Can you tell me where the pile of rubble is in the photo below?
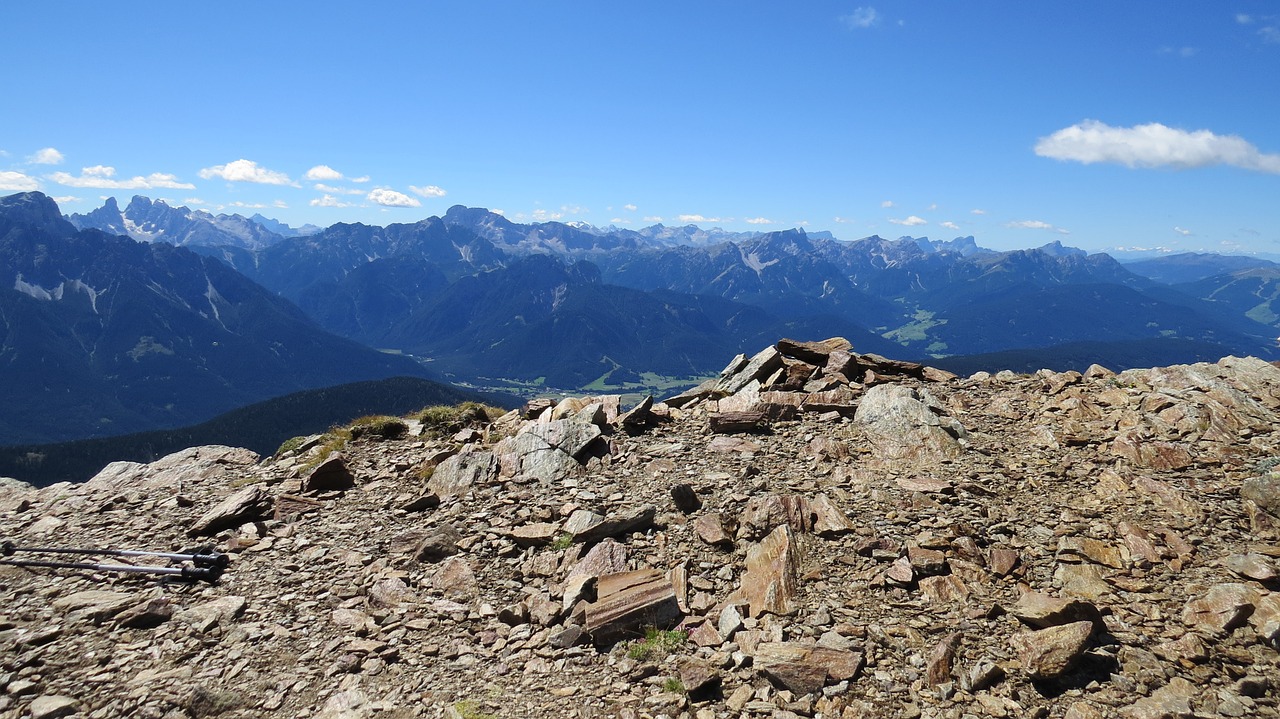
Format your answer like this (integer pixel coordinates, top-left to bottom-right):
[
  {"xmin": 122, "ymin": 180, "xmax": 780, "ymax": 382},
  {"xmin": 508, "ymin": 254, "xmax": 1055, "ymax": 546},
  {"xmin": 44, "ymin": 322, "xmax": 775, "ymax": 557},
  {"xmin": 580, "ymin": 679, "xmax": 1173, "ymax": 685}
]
[{"xmin": 2, "ymin": 338, "xmax": 1279, "ymax": 719}]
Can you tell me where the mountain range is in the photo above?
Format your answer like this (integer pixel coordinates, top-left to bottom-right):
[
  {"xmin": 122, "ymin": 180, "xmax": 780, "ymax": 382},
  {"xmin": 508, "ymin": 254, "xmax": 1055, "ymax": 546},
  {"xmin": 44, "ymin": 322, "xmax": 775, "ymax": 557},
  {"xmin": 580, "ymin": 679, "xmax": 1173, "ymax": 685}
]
[
  {"xmin": 0, "ymin": 193, "xmax": 435, "ymax": 444},
  {"xmin": 10, "ymin": 190, "xmax": 1280, "ymax": 446}
]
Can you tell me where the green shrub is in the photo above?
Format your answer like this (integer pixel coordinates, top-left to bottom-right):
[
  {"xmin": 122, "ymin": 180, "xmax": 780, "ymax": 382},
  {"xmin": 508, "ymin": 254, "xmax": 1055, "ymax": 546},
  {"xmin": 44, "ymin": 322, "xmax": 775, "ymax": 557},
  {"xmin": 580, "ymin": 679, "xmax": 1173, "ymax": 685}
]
[
  {"xmin": 414, "ymin": 402, "xmax": 503, "ymax": 437},
  {"xmin": 274, "ymin": 435, "xmax": 309, "ymax": 457},
  {"xmin": 348, "ymin": 415, "xmax": 409, "ymax": 440},
  {"xmin": 625, "ymin": 628, "xmax": 687, "ymax": 662}
]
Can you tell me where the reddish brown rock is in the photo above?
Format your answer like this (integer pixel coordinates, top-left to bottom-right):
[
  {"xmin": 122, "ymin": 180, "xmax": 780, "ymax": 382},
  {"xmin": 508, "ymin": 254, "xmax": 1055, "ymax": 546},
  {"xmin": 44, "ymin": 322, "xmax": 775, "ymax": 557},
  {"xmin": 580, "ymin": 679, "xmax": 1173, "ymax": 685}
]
[
  {"xmin": 1009, "ymin": 621, "xmax": 1094, "ymax": 680},
  {"xmin": 733, "ymin": 525, "xmax": 800, "ymax": 617},
  {"xmin": 752, "ymin": 641, "xmax": 863, "ymax": 695},
  {"xmin": 583, "ymin": 569, "xmax": 682, "ymax": 643}
]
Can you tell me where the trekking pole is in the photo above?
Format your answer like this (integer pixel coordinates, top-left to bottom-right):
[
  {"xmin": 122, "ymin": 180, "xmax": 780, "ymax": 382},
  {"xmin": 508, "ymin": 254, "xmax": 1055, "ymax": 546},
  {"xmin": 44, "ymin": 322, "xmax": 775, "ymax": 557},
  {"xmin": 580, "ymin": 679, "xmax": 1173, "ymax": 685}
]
[
  {"xmin": 1, "ymin": 541, "xmax": 229, "ymax": 569},
  {"xmin": 0, "ymin": 556, "xmax": 223, "ymax": 582}
]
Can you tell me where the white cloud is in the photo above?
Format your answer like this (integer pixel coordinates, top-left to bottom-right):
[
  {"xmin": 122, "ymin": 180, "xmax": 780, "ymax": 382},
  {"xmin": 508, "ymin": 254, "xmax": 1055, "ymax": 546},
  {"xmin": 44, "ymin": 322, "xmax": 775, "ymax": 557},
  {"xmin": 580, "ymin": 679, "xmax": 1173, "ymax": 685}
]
[
  {"xmin": 1035, "ymin": 120, "xmax": 1280, "ymax": 173},
  {"xmin": 184, "ymin": 198, "xmax": 207, "ymax": 205},
  {"xmin": 970, "ymin": 208, "xmax": 987, "ymax": 215},
  {"xmin": 940, "ymin": 221, "xmax": 960, "ymax": 231},
  {"xmin": 643, "ymin": 216, "xmax": 663, "ymax": 223},
  {"xmin": 350, "ymin": 176, "xmax": 370, "ymax": 183},
  {"xmin": 1238, "ymin": 13, "xmax": 1254, "ymax": 24},
  {"xmin": 561, "ymin": 204, "xmax": 586, "ymax": 215},
  {"xmin": 745, "ymin": 217, "xmax": 774, "ymax": 225},
  {"xmin": 273, "ymin": 200, "xmax": 287, "ymax": 209},
  {"xmin": 28, "ymin": 147, "xmax": 64, "ymax": 165},
  {"xmin": 491, "ymin": 209, "xmax": 505, "ymax": 216},
  {"xmin": 0, "ymin": 170, "xmax": 39, "ymax": 191},
  {"xmin": 1262, "ymin": 26, "xmax": 1280, "ymax": 43},
  {"xmin": 50, "ymin": 166, "xmax": 195, "ymax": 189},
  {"xmin": 841, "ymin": 7, "xmax": 878, "ymax": 29},
  {"xmin": 304, "ymin": 165, "xmax": 344, "ymax": 181},
  {"xmin": 198, "ymin": 159, "xmax": 292, "ymax": 185},
  {"xmin": 228, "ymin": 201, "xmax": 270, "ymax": 209},
  {"xmin": 1173, "ymin": 226, "xmax": 1192, "ymax": 236},
  {"xmin": 314, "ymin": 183, "xmax": 365, "ymax": 196},
  {"xmin": 927, "ymin": 203, "xmax": 938, "ymax": 211},
  {"xmin": 530, "ymin": 209, "xmax": 564, "ymax": 221},
  {"xmin": 623, "ymin": 203, "xmax": 637, "ymax": 211},
  {"xmin": 890, "ymin": 215, "xmax": 927, "ymax": 226},
  {"xmin": 1008, "ymin": 220, "xmax": 1069, "ymax": 234},
  {"xmin": 367, "ymin": 188, "xmax": 421, "ymax": 207},
  {"xmin": 409, "ymin": 184, "xmax": 447, "ymax": 198},
  {"xmin": 609, "ymin": 218, "xmax": 631, "ymax": 225},
  {"xmin": 310, "ymin": 194, "xmax": 354, "ymax": 208},
  {"xmin": 51, "ymin": 195, "xmax": 80, "ymax": 204},
  {"xmin": 833, "ymin": 216, "xmax": 853, "ymax": 223},
  {"xmin": 880, "ymin": 200, "xmax": 894, "ymax": 208},
  {"xmin": 678, "ymin": 214, "xmax": 722, "ymax": 223}
]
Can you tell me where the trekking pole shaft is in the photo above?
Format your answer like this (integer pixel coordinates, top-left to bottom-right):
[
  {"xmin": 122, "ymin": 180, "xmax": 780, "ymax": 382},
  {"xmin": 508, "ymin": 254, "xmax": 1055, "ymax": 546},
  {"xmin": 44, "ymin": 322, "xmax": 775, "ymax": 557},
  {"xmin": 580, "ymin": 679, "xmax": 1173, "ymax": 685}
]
[{"xmin": 0, "ymin": 558, "xmax": 219, "ymax": 581}]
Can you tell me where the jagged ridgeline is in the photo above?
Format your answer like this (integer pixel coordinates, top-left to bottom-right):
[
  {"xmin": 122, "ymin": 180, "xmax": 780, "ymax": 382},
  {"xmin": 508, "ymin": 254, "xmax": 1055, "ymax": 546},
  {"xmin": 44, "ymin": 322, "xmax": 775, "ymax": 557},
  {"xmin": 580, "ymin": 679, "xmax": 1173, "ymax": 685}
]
[
  {"xmin": 0, "ymin": 376, "xmax": 512, "ymax": 487},
  {"xmin": 1, "ymin": 337, "xmax": 1279, "ymax": 717}
]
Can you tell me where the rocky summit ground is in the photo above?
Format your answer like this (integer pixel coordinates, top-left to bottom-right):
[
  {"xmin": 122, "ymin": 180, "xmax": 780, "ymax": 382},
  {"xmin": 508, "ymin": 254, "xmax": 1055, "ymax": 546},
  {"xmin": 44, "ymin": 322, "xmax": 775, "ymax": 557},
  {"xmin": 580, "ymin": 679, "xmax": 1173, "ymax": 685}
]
[{"xmin": 3, "ymin": 337, "xmax": 1280, "ymax": 719}]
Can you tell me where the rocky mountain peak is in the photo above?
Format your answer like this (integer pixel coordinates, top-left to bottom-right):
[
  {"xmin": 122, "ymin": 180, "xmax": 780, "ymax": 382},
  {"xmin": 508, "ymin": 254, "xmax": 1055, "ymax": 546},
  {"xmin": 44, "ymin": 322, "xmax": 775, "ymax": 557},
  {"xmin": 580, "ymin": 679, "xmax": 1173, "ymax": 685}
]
[
  {"xmin": 0, "ymin": 191, "xmax": 76, "ymax": 237},
  {"xmin": 2, "ymin": 338, "xmax": 1279, "ymax": 717}
]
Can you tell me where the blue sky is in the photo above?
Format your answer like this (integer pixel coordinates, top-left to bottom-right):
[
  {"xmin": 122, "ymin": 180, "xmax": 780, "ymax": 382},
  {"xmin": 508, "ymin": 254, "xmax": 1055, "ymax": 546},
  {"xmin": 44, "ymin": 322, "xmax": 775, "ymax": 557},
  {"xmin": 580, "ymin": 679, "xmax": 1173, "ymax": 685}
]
[{"xmin": 2, "ymin": 2, "xmax": 1278, "ymax": 254}]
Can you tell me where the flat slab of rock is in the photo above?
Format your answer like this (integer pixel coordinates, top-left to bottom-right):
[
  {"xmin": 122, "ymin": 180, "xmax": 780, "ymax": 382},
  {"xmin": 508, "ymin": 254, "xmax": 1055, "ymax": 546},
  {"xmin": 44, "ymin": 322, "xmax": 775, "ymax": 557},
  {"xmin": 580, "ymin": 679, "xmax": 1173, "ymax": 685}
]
[
  {"xmin": 428, "ymin": 449, "xmax": 497, "ymax": 496},
  {"xmin": 1012, "ymin": 593, "xmax": 1105, "ymax": 631},
  {"xmin": 1182, "ymin": 583, "xmax": 1260, "ymax": 635},
  {"xmin": 752, "ymin": 641, "xmax": 863, "ymax": 695},
  {"xmin": 188, "ymin": 485, "xmax": 273, "ymax": 536},
  {"xmin": 174, "ymin": 596, "xmax": 247, "ymax": 633},
  {"xmin": 583, "ymin": 569, "xmax": 682, "ymax": 643},
  {"xmin": 571, "ymin": 505, "xmax": 657, "ymax": 544}
]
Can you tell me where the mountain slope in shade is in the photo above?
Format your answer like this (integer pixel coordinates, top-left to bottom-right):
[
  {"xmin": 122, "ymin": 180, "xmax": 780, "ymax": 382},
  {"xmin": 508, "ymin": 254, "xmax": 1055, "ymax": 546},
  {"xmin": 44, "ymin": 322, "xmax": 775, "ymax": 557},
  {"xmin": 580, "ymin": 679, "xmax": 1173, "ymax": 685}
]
[
  {"xmin": 1175, "ymin": 267, "xmax": 1280, "ymax": 330},
  {"xmin": 381, "ymin": 254, "xmax": 896, "ymax": 388},
  {"xmin": 1, "ymin": 192, "xmax": 435, "ymax": 444},
  {"xmin": 0, "ymin": 376, "xmax": 509, "ymax": 486}
]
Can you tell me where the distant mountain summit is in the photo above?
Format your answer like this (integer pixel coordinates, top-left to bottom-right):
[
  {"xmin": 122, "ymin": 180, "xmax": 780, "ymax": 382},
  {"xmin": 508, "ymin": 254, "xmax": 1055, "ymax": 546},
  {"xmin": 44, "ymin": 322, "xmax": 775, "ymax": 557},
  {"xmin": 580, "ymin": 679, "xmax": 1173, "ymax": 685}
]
[{"xmin": 67, "ymin": 196, "xmax": 299, "ymax": 249}]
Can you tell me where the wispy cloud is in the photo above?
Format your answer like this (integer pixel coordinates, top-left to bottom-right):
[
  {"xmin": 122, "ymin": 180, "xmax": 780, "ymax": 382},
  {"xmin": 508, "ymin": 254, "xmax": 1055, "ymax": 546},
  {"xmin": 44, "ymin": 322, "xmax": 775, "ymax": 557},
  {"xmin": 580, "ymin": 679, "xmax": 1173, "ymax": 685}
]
[
  {"xmin": 530, "ymin": 209, "xmax": 563, "ymax": 221},
  {"xmin": 623, "ymin": 203, "xmax": 637, "ymax": 211},
  {"xmin": 840, "ymin": 6, "xmax": 878, "ymax": 29},
  {"xmin": 642, "ymin": 216, "xmax": 663, "ymax": 223},
  {"xmin": 367, "ymin": 188, "xmax": 421, "ymax": 207},
  {"xmin": 304, "ymin": 165, "xmax": 344, "ymax": 181},
  {"xmin": 890, "ymin": 215, "xmax": 927, "ymax": 226},
  {"xmin": 27, "ymin": 147, "xmax": 64, "ymax": 165},
  {"xmin": 51, "ymin": 195, "xmax": 80, "ymax": 204},
  {"xmin": 678, "ymin": 214, "xmax": 723, "ymax": 223},
  {"xmin": 310, "ymin": 194, "xmax": 354, "ymax": 208},
  {"xmin": 940, "ymin": 221, "xmax": 960, "ymax": 231},
  {"xmin": 50, "ymin": 165, "xmax": 195, "ymax": 189},
  {"xmin": 1173, "ymin": 226, "xmax": 1192, "ymax": 236},
  {"xmin": 199, "ymin": 159, "xmax": 293, "ymax": 185},
  {"xmin": 1238, "ymin": 13, "xmax": 1254, "ymax": 24},
  {"xmin": 1158, "ymin": 46, "xmax": 1197, "ymax": 57},
  {"xmin": 745, "ymin": 217, "xmax": 774, "ymax": 225},
  {"xmin": 350, "ymin": 176, "xmax": 370, "ymax": 183},
  {"xmin": 0, "ymin": 170, "xmax": 40, "ymax": 191},
  {"xmin": 1008, "ymin": 219, "xmax": 1070, "ymax": 234},
  {"xmin": 409, "ymin": 185, "xmax": 447, "ymax": 198},
  {"xmin": 880, "ymin": 200, "xmax": 894, "ymax": 208},
  {"xmin": 1035, "ymin": 120, "xmax": 1280, "ymax": 173},
  {"xmin": 314, "ymin": 183, "xmax": 365, "ymax": 196},
  {"xmin": 970, "ymin": 208, "xmax": 986, "ymax": 215}
]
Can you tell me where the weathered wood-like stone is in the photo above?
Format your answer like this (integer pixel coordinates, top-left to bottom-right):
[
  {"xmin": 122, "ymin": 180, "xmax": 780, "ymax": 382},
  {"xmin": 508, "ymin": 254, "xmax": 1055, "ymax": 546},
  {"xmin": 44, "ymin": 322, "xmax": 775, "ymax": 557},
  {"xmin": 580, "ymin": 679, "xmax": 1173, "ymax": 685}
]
[
  {"xmin": 583, "ymin": 569, "xmax": 682, "ymax": 642},
  {"xmin": 709, "ymin": 410, "xmax": 767, "ymax": 434},
  {"xmin": 926, "ymin": 632, "xmax": 961, "ymax": 688},
  {"xmin": 776, "ymin": 337, "xmax": 853, "ymax": 366},
  {"xmin": 693, "ymin": 513, "xmax": 734, "ymax": 548},
  {"xmin": 734, "ymin": 525, "xmax": 800, "ymax": 617}
]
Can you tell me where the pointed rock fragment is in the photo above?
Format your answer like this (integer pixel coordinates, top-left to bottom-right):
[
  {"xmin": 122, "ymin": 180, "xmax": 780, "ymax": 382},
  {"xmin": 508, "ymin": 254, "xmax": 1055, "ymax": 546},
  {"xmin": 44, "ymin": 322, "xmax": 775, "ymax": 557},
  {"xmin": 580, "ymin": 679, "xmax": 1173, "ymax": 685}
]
[
  {"xmin": 188, "ymin": 485, "xmax": 273, "ymax": 536},
  {"xmin": 1009, "ymin": 621, "xmax": 1093, "ymax": 680}
]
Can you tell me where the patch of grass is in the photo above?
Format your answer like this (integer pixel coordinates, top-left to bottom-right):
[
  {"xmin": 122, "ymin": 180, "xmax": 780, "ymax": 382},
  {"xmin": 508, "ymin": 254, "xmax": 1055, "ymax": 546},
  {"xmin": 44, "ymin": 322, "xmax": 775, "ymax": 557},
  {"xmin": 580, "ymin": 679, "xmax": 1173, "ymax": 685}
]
[
  {"xmin": 550, "ymin": 532, "xmax": 574, "ymax": 551},
  {"xmin": 451, "ymin": 701, "xmax": 497, "ymax": 719},
  {"xmin": 274, "ymin": 435, "xmax": 309, "ymax": 457},
  {"xmin": 626, "ymin": 627, "xmax": 687, "ymax": 662},
  {"xmin": 414, "ymin": 402, "xmax": 505, "ymax": 438},
  {"xmin": 662, "ymin": 677, "xmax": 686, "ymax": 694},
  {"xmin": 347, "ymin": 415, "xmax": 408, "ymax": 441},
  {"xmin": 1255, "ymin": 457, "xmax": 1280, "ymax": 475}
]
